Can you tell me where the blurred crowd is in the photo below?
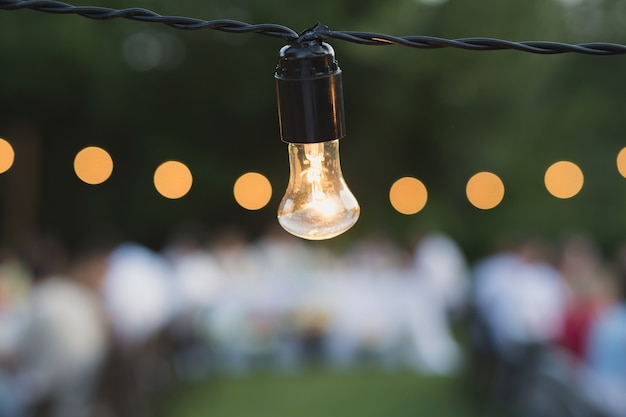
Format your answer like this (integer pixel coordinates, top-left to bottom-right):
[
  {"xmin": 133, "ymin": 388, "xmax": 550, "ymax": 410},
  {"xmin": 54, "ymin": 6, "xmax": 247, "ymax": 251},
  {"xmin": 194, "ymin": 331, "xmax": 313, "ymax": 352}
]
[
  {"xmin": 471, "ymin": 235, "xmax": 626, "ymax": 417},
  {"xmin": 0, "ymin": 228, "xmax": 625, "ymax": 417}
]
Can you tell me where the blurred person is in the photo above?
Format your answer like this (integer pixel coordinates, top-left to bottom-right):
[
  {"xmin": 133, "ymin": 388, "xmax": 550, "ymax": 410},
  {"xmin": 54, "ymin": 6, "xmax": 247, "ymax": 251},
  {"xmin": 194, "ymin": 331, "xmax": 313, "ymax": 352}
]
[
  {"xmin": 324, "ymin": 235, "xmax": 408, "ymax": 371},
  {"xmin": 202, "ymin": 228, "xmax": 264, "ymax": 375},
  {"xmin": 162, "ymin": 227, "xmax": 224, "ymax": 381},
  {"xmin": 19, "ymin": 238, "xmax": 109, "ymax": 417},
  {"xmin": 163, "ymin": 230, "xmax": 223, "ymax": 318},
  {"xmin": 556, "ymin": 235, "xmax": 612, "ymax": 362},
  {"xmin": 580, "ymin": 245, "xmax": 626, "ymax": 417},
  {"xmin": 411, "ymin": 232, "xmax": 471, "ymax": 317},
  {"xmin": 404, "ymin": 232, "xmax": 469, "ymax": 375},
  {"xmin": 324, "ymin": 268, "xmax": 405, "ymax": 370},
  {"xmin": 252, "ymin": 227, "xmax": 320, "ymax": 371},
  {"xmin": 473, "ymin": 237, "xmax": 566, "ymax": 362},
  {"xmin": 402, "ymin": 279, "xmax": 463, "ymax": 375},
  {"xmin": 98, "ymin": 242, "xmax": 179, "ymax": 417},
  {"xmin": 0, "ymin": 249, "xmax": 32, "ymax": 417},
  {"xmin": 0, "ymin": 250, "xmax": 32, "ymax": 355},
  {"xmin": 101, "ymin": 242, "xmax": 178, "ymax": 349},
  {"xmin": 472, "ymin": 237, "xmax": 569, "ymax": 415},
  {"xmin": 471, "ymin": 237, "xmax": 521, "ymax": 365},
  {"xmin": 210, "ymin": 227, "xmax": 333, "ymax": 374},
  {"xmin": 517, "ymin": 234, "xmax": 618, "ymax": 417}
]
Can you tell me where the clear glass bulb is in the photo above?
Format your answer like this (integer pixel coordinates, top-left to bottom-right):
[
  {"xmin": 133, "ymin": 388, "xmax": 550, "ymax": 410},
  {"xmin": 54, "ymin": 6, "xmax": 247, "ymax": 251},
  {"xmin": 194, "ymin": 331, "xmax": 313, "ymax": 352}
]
[{"xmin": 278, "ymin": 139, "xmax": 360, "ymax": 240}]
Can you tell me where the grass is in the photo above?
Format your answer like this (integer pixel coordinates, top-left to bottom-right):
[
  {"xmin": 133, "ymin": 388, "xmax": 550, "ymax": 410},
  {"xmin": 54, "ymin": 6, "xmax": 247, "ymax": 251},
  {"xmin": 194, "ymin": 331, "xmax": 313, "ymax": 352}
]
[{"xmin": 158, "ymin": 368, "xmax": 484, "ymax": 417}]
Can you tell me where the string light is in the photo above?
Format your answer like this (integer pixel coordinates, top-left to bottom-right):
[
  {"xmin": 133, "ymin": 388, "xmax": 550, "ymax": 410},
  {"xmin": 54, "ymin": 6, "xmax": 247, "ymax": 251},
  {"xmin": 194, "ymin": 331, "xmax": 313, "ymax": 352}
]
[
  {"xmin": 74, "ymin": 146, "xmax": 113, "ymax": 185},
  {"xmin": 466, "ymin": 172, "xmax": 505, "ymax": 210},
  {"xmin": 544, "ymin": 161, "xmax": 584, "ymax": 199},
  {"xmin": 275, "ymin": 40, "xmax": 359, "ymax": 240},
  {"xmin": 233, "ymin": 172, "xmax": 273, "ymax": 210},
  {"xmin": 153, "ymin": 160, "xmax": 193, "ymax": 199},
  {"xmin": 389, "ymin": 177, "xmax": 428, "ymax": 215}
]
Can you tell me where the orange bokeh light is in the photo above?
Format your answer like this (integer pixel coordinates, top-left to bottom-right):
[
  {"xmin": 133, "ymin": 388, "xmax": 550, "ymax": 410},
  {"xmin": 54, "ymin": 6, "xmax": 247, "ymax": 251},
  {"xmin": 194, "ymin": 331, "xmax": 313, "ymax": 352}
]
[
  {"xmin": 466, "ymin": 172, "xmax": 505, "ymax": 210},
  {"xmin": 544, "ymin": 161, "xmax": 584, "ymax": 199},
  {"xmin": 74, "ymin": 146, "xmax": 113, "ymax": 185},
  {"xmin": 234, "ymin": 172, "xmax": 272, "ymax": 210},
  {"xmin": 617, "ymin": 147, "xmax": 626, "ymax": 178},
  {"xmin": 389, "ymin": 177, "xmax": 428, "ymax": 215},
  {"xmin": 0, "ymin": 138, "xmax": 15, "ymax": 174},
  {"xmin": 154, "ymin": 161, "xmax": 193, "ymax": 199}
]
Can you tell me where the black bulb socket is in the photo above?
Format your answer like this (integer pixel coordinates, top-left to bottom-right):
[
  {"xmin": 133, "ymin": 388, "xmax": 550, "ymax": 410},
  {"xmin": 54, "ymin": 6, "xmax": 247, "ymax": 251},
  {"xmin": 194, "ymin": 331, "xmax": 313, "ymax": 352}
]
[{"xmin": 275, "ymin": 41, "xmax": 346, "ymax": 144}]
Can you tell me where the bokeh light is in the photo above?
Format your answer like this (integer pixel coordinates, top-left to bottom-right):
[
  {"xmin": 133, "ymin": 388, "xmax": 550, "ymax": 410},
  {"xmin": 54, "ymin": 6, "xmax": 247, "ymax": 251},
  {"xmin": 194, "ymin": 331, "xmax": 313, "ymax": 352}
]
[
  {"xmin": 466, "ymin": 172, "xmax": 505, "ymax": 210},
  {"xmin": 154, "ymin": 161, "xmax": 193, "ymax": 199},
  {"xmin": 544, "ymin": 160, "xmax": 584, "ymax": 199},
  {"xmin": 74, "ymin": 146, "xmax": 114, "ymax": 185},
  {"xmin": 617, "ymin": 147, "xmax": 626, "ymax": 178},
  {"xmin": 389, "ymin": 177, "xmax": 428, "ymax": 215},
  {"xmin": 0, "ymin": 138, "xmax": 15, "ymax": 174},
  {"xmin": 234, "ymin": 172, "xmax": 273, "ymax": 210}
]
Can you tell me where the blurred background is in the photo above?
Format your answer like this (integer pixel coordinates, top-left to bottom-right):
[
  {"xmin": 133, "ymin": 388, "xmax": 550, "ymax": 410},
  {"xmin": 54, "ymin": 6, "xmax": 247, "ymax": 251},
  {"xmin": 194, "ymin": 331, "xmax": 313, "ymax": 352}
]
[{"xmin": 1, "ymin": 0, "xmax": 626, "ymax": 416}]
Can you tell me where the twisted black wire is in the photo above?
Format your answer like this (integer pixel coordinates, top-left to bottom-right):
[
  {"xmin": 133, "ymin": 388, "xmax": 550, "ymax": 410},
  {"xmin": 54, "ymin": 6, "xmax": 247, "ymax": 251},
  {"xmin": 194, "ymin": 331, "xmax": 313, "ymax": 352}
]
[
  {"xmin": 327, "ymin": 31, "xmax": 626, "ymax": 55},
  {"xmin": 2, "ymin": 0, "xmax": 626, "ymax": 55},
  {"xmin": 0, "ymin": 0, "xmax": 300, "ymax": 40}
]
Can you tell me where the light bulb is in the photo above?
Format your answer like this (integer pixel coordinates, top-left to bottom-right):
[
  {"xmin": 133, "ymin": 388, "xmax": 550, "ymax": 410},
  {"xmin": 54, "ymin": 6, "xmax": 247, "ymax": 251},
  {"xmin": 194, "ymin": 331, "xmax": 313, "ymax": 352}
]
[
  {"xmin": 278, "ymin": 139, "xmax": 359, "ymax": 240},
  {"xmin": 274, "ymin": 38, "xmax": 359, "ymax": 240}
]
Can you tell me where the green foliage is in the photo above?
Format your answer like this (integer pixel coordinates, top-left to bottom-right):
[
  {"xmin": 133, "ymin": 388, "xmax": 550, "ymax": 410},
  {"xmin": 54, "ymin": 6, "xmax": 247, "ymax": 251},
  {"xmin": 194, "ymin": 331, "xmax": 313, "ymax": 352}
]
[{"xmin": 1, "ymin": 0, "xmax": 625, "ymax": 254}]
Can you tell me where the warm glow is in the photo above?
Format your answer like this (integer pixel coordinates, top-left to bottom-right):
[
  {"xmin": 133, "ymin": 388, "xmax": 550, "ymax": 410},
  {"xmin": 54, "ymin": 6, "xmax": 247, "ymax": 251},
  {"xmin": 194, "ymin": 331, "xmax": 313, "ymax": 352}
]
[
  {"xmin": 466, "ymin": 172, "xmax": 505, "ymax": 209},
  {"xmin": 544, "ymin": 161, "xmax": 584, "ymax": 199},
  {"xmin": 74, "ymin": 146, "xmax": 113, "ymax": 185},
  {"xmin": 0, "ymin": 138, "xmax": 15, "ymax": 174},
  {"xmin": 617, "ymin": 147, "xmax": 626, "ymax": 178},
  {"xmin": 389, "ymin": 177, "xmax": 428, "ymax": 215},
  {"xmin": 278, "ymin": 140, "xmax": 359, "ymax": 240},
  {"xmin": 233, "ymin": 172, "xmax": 272, "ymax": 210},
  {"xmin": 154, "ymin": 160, "xmax": 193, "ymax": 199}
]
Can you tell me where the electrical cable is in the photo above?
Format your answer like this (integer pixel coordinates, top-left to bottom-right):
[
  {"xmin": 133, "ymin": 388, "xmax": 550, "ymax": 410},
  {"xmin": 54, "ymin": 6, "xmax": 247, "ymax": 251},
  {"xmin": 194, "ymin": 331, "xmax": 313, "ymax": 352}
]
[
  {"xmin": 0, "ymin": 0, "xmax": 299, "ymax": 40},
  {"xmin": 2, "ymin": 0, "xmax": 626, "ymax": 55}
]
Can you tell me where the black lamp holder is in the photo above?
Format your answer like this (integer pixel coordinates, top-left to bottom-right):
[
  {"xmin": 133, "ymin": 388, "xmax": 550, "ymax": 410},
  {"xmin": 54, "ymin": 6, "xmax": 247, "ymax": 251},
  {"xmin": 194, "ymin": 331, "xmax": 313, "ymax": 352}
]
[{"xmin": 275, "ymin": 27, "xmax": 346, "ymax": 145}]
